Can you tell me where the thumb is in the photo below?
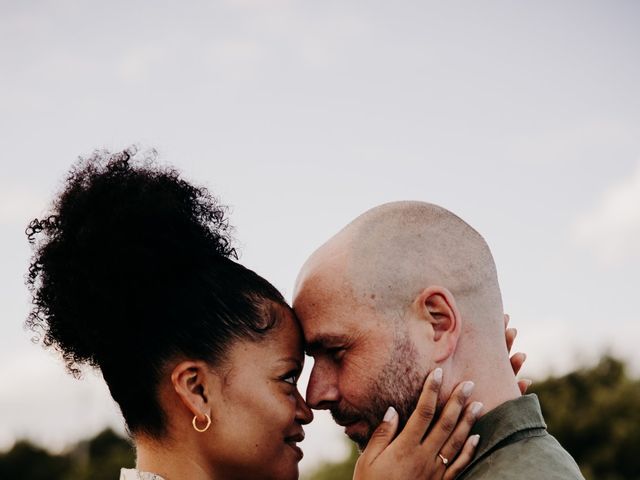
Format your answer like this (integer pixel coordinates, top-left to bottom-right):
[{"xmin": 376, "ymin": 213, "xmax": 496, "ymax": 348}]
[{"xmin": 361, "ymin": 406, "xmax": 399, "ymax": 463}]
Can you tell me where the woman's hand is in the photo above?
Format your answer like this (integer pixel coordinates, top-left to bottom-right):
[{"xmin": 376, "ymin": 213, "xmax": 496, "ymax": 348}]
[
  {"xmin": 504, "ymin": 314, "xmax": 531, "ymax": 394},
  {"xmin": 353, "ymin": 369, "xmax": 481, "ymax": 480}
]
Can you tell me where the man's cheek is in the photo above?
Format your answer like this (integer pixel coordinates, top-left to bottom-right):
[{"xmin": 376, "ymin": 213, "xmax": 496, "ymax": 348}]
[{"xmin": 345, "ymin": 355, "xmax": 378, "ymax": 383}]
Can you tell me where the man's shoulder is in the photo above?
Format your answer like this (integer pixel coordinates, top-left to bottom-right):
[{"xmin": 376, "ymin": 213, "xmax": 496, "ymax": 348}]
[
  {"xmin": 460, "ymin": 431, "xmax": 584, "ymax": 480},
  {"xmin": 458, "ymin": 394, "xmax": 584, "ymax": 480}
]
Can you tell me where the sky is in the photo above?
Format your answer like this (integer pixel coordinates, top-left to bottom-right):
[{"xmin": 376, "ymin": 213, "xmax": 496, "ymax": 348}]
[{"xmin": 1, "ymin": 0, "xmax": 639, "ymax": 474}]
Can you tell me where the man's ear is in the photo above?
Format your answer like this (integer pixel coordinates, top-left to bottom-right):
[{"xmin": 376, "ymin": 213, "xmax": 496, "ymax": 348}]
[
  {"xmin": 170, "ymin": 360, "xmax": 215, "ymax": 421},
  {"xmin": 413, "ymin": 286, "xmax": 461, "ymax": 362}
]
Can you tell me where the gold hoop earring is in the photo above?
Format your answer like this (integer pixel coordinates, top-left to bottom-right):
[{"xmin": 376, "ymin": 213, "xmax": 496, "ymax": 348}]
[{"xmin": 192, "ymin": 413, "xmax": 211, "ymax": 433}]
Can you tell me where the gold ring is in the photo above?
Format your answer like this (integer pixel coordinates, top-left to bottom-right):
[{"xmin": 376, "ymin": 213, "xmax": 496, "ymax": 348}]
[{"xmin": 438, "ymin": 453, "xmax": 449, "ymax": 466}]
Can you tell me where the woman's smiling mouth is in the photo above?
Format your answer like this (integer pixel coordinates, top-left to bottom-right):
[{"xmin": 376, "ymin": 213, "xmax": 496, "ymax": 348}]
[{"xmin": 284, "ymin": 432, "xmax": 305, "ymax": 460}]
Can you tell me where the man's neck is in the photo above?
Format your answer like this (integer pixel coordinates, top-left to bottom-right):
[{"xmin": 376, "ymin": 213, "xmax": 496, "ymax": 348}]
[{"xmin": 464, "ymin": 362, "xmax": 522, "ymax": 417}]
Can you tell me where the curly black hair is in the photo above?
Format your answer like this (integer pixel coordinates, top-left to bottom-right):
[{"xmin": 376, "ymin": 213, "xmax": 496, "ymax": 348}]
[{"xmin": 25, "ymin": 149, "xmax": 287, "ymax": 438}]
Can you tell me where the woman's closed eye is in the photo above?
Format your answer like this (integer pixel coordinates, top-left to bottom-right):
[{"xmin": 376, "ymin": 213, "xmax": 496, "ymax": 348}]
[{"xmin": 282, "ymin": 370, "xmax": 300, "ymax": 386}]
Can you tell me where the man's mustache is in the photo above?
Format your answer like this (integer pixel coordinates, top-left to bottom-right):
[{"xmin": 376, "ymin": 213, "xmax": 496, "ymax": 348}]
[
  {"xmin": 330, "ymin": 404, "xmax": 378, "ymax": 427},
  {"xmin": 330, "ymin": 406, "xmax": 363, "ymax": 426}
]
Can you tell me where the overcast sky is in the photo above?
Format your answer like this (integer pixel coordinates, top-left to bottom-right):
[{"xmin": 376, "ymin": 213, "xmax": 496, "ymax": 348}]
[{"xmin": 1, "ymin": 0, "xmax": 639, "ymax": 474}]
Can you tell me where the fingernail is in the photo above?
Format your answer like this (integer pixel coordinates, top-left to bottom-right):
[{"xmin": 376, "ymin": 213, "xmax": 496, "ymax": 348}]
[
  {"xmin": 470, "ymin": 434, "xmax": 480, "ymax": 447},
  {"xmin": 471, "ymin": 401, "xmax": 483, "ymax": 416},
  {"xmin": 433, "ymin": 368, "xmax": 443, "ymax": 384},
  {"xmin": 524, "ymin": 379, "xmax": 533, "ymax": 387},
  {"xmin": 462, "ymin": 381, "xmax": 475, "ymax": 397},
  {"xmin": 383, "ymin": 406, "xmax": 398, "ymax": 422}
]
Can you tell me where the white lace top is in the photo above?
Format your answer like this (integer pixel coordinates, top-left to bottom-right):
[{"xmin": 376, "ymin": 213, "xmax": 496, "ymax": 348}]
[{"xmin": 120, "ymin": 468, "xmax": 166, "ymax": 480}]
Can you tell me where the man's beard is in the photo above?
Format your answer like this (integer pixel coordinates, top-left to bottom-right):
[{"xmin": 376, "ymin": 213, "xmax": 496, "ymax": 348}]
[{"xmin": 330, "ymin": 331, "xmax": 426, "ymax": 450}]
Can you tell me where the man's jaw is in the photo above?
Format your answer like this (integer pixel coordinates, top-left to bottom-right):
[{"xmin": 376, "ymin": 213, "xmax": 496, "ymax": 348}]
[
  {"xmin": 344, "ymin": 420, "xmax": 374, "ymax": 451},
  {"xmin": 331, "ymin": 401, "xmax": 436, "ymax": 451},
  {"xmin": 330, "ymin": 409, "xmax": 377, "ymax": 451}
]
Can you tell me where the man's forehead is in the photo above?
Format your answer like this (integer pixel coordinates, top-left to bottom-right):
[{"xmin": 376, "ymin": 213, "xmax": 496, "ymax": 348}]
[
  {"xmin": 293, "ymin": 281, "xmax": 361, "ymax": 339},
  {"xmin": 295, "ymin": 258, "xmax": 359, "ymax": 309},
  {"xmin": 294, "ymin": 234, "xmax": 352, "ymax": 295}
]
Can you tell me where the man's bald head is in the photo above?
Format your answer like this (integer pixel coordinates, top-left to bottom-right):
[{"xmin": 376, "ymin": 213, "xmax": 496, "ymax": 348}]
[
  {"xmin": 295, "ymin": 202, "xmax": 520, "ymax": 446},
  {"xmin": 296, "ymin": 201, "xmax": 503, "ymax": 336}
]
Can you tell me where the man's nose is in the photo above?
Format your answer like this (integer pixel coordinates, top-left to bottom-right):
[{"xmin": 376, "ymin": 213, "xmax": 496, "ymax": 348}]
[{"xmin": 305, "ymin": 361, "xmax": 340, "ymax": 410}]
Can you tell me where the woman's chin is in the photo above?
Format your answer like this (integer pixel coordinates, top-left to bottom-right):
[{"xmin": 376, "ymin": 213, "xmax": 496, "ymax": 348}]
[
  {"xmin": 271, "ymin": 466, "xmax": 299, "ymax": 480},
  {"xmin": 273, "ymin": 455, "xmax": 301, "ymax": 480}
]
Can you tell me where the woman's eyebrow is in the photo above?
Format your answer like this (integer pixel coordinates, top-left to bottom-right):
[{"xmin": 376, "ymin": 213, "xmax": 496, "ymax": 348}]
[{"xmin": 277, "ymin": 357, "xmax": 303, "ymax": 369}]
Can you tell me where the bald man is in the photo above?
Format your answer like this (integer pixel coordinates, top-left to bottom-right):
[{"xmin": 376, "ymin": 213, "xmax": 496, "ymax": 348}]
[{"xmin": 293, "ymin": 202, "xmax": 583, "ymax": 479}]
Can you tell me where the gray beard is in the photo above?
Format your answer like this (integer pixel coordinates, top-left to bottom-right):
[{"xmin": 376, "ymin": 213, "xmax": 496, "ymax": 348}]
[{"xmin": 330, "ymin": 331, "xmax": 426, "ymax": 450}]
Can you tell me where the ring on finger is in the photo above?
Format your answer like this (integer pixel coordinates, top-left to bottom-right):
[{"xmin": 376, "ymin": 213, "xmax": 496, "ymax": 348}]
[{"xmin": 438, "ymin": 453, "xmax": 449, "ymax": 466}]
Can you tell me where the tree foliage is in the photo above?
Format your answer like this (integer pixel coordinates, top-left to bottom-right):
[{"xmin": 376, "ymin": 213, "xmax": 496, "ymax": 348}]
[
  {"xmin": 305, "ymin": 443, "xmax": 359, "ymax": 480},
  {"xmin": 0, "ymin": 429, "xmax": 134, "ymax": 480},
  {"xmin": 531, "ymin": 356, "xmax": 640, "ymax": 480}
]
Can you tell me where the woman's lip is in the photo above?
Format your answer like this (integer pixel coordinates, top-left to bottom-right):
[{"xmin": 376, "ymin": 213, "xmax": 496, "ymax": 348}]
[
  {"xmin": 285, "ymin": 432, "xmax": 305, "ymax": 443},
  {"xmin": 286, "ymin": 441, "xmax": 304, "ymax": 460}
]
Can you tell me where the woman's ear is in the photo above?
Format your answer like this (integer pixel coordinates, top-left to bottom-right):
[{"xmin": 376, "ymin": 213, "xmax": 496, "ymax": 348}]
[
  {"xmin": 170, "ymin": 360, "xmax": 214, "ymax": 420},
  {"xmin": 413, "ymin": 286, "xmax": 462, "ymax": 362}
]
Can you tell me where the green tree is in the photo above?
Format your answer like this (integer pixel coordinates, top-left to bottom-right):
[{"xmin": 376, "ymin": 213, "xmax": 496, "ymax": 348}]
[
  {"xmin": 531, "ymin": 356, "xmax": 640, "ymax": 480},
  {"xmin": 0, "ymin": 429, "xmax": 134, "ymax": 480},
  {"xmin": 66, "ymin": 429, "xmax": 135, "ymax": 480},
  {"xmin": 305, "ymin": 443, "xmax": 358, "ymax": 480},
  {"xmin": 0, "ymin": 441, "xmax": 70, "ymax": 480}
]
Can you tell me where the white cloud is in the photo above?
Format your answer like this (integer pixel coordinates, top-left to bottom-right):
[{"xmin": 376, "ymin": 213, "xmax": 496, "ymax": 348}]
[
  {"xmin": 0, "ymin": 186, "xmax": 46, "ymax": 226},
  {"xmin": 118, "ymin": 46, "xmax": 167, "ymax": 84},
  {"xmin": 0, "ymin": 350, "xmax": 124, "ymax": 452},
  {"xmin": 572, "ymin": 162, "xmax": 640, "ymax": 265},
  {"xmin": 223, "ymin": 0, "xmax": 294, "ymax": 8},
  {"xmin": 207, "ymin": 39, "xmax": 265, "ymax": 74}
]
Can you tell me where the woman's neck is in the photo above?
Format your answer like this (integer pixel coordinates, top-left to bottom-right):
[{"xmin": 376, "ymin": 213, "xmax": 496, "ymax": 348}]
[{"xmin": 135, "ymin": 437, "xmax": 213, "ymax": 480}]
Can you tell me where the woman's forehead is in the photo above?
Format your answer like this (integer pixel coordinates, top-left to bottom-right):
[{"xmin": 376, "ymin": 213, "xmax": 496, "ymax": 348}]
[{"xmin": 270, "ymin": 309, "xmax": 305, "ymax": 356}]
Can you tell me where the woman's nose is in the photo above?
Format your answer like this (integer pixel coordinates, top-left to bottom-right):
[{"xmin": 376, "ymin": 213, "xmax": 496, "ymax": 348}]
[{"xmin": 295, "ymin": 390, "xmax": 314, "ymax": 425}]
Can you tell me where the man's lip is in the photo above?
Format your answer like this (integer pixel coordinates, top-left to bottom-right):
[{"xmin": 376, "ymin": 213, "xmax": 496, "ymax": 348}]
[
  {"xmin": 343, "ymin": 420, "xmax": 365, "ymax": 437},
  {"xmin": 335, "ymin": 418, "xmax": 360, "ymax": 428}
]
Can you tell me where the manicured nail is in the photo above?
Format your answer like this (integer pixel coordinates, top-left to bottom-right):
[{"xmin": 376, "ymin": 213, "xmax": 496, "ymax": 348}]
[
  {"xmin": 470, "ymin": 434, "xmax": 480, "ymax": 447},
  {"xmin": 462, "ymin": 381, "xmax": 475, "ymax": 397},
  {"xmin": 383, "ymin": 406, "xmax": 398, "ymax": 422},
  {"xmin": 470, "ymin": 401, "xmax": 483, "ymax": 416},
  {"xmin": 433, "ymin": 368, "xmax": 443, "ymax": 384}
]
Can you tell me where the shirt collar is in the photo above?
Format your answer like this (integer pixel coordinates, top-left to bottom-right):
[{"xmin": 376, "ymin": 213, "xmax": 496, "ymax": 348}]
[{"xmin": 468, "ymin": 394, "xmax": 547, "ymax": 465}]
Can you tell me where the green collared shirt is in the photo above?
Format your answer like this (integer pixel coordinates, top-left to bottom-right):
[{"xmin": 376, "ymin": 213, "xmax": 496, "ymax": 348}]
[{"xmin": 458, "ymin": 394, "xmax": 584, "ymax": 479}]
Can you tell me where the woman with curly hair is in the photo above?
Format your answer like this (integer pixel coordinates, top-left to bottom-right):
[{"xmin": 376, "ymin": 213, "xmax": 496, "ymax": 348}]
[{"xmin": 25, "ymin": 149, "xmax": 482, "ymax": 480}]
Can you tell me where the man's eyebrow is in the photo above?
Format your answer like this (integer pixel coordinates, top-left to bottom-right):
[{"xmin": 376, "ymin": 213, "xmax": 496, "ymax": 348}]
[{"xmin": 305, "ymin": 334, "xmax": 348, "ymax": 355}]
